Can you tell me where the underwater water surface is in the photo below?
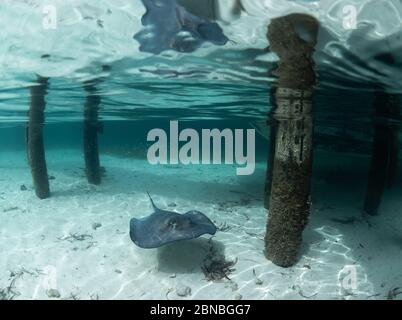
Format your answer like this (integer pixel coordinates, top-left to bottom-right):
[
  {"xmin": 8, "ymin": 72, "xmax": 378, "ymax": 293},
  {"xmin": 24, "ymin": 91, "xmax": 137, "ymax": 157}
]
[{"xmin": 1, "ymin": 0, "xmax": 402, "ymax": 301}]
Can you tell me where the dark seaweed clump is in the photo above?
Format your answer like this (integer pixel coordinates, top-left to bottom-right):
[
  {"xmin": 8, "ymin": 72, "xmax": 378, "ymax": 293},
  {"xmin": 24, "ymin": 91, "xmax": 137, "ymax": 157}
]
[{"xmin": 201, "ymin": 239, "xmax": 237, "ymax": 281}]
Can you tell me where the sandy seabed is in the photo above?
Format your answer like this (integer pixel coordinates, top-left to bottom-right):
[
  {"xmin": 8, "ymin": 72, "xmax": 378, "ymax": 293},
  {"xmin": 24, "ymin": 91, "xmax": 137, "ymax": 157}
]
[{"xmin": 0, "ymin": 149, "xmax": 401, "ymax": 300}]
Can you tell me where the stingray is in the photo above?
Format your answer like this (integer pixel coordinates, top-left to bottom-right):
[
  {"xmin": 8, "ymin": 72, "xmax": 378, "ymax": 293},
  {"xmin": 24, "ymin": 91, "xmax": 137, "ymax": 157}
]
[
  {"xmin": 129, "ymin": 193, "xmax": 217, "ymax": 248},
  {"xmin": 134, "ymin": 0, "xmax": 228, "ymax": 54}
]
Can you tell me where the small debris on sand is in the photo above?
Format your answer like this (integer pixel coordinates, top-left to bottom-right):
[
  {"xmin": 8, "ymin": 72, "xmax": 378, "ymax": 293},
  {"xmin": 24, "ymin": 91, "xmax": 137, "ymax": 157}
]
[
  {"xmin": 176, "ymin": 285, "xmax": 191, "ymax": 297},
  {"xmin": 92, "ymin": 222, "xmax": 102, "ymax": 230},
  {"xmin": 58, "ymin": 233, "xmax": 93, "ymax": 242},
  {"xmin": 46, "ymin": 289, "xmax": 61, "ymax": 298},
  {"xmin": 253, "ymin": 269, "xmax": 263, "ymax": 285},
  {"xmin": 234, "ymin": 293, "xmax": 243, "ymax": 300},
  {"xmin": 387, "ymin": 287, "xmax": 402, "ymax": 300}
]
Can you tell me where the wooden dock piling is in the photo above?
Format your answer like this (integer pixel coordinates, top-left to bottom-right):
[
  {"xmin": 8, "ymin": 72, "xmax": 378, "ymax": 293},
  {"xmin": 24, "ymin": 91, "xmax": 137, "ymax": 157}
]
[
  {"xmin": 264, "ymin": 14, "xmax": 318, "ymax": 267},
  {"xmin": 28, "ymin": 76, "xmax": 50, "ymax": 199},
  {"xmin": 83, "ymin": 81, "xmax": 102, "ymax": 185},
  {"xmin": 364, "ymin": 92, "xmax": 400, "ymax": 215}
]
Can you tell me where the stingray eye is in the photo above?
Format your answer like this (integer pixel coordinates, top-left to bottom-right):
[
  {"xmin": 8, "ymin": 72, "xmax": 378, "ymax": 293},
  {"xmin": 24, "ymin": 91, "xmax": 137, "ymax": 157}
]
[{"xmin": 169, "ymin": 220, "xmax": 177, "ymax": 229}]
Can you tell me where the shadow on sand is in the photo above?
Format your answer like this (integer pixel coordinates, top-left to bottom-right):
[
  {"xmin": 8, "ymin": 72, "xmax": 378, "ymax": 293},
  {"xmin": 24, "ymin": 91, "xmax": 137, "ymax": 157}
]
[{"xmin": 156, "ymin": 237, "xmax": 225, "ymax": 274}]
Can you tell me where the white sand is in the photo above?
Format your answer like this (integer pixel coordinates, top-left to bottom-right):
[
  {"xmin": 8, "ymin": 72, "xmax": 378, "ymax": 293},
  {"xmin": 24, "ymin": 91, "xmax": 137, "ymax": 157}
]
[{"xmin": 0, "ymin": 149, "xmax": 401, "ymax": 300}]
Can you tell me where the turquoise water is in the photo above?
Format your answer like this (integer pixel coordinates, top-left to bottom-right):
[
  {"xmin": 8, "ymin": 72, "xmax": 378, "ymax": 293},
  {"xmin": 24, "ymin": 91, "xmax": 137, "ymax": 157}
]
[
  {"xmin": 0, "ymin": 75, "xmax": 398, "ymax": 157},
  {"xmin": 0, "ymin": 60, "xmax": 401, "ymax": 300}
]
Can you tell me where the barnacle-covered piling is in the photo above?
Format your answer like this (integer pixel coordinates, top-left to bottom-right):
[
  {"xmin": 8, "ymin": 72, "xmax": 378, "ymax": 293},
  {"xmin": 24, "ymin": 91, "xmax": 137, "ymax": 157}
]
[
  {"xmin": 264, "ymin": 14, "xmax": 318, "ymax": 267},
  {"xmin": 28, "ymin": 76, "xmax": 50, "ymax": 199},
  {"xmin": 83, "ymin": 81, "xmax": 102, "ymax": 185},
  {"xmin": 364, "ymin": 92, "xmax": 400, "ymax": 215}
]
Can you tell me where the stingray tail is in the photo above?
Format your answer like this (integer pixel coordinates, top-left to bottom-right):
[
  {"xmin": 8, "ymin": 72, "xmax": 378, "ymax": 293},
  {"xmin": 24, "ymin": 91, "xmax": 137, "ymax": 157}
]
[{"xmin": 146, "ymin": 191, "xmax": 158, "ymax": 210}]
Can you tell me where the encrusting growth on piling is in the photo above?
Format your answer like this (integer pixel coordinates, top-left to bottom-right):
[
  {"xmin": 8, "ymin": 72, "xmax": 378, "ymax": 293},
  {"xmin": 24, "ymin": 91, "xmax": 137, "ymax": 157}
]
[
  {"xmin": 27, "ymin": 75, "xmax": 50, "ymax": 199},
  {"xmin": 264, "ymin": 14, "xmax": 318, "ymax": 267}
]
